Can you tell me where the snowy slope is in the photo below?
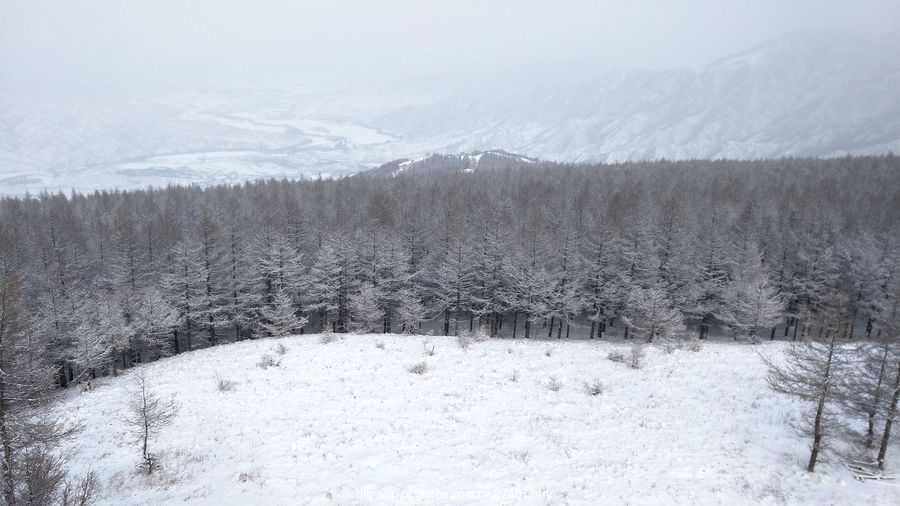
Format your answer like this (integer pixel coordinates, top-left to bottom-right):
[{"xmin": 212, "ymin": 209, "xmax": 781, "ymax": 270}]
[
  {"xmin": 59, "ymin": 335, "xmax": 898, "ymax": 505},
  {"xmin": 1, "ymin": 32, "xmax": 897, "ymax": 194},
  {"xmin": 372, "ymin": 33, "xmax": 900, "ymax": 163},
  {"xmin": 363, "ymin": 150, "xmax": 539, "ymax": 177}
]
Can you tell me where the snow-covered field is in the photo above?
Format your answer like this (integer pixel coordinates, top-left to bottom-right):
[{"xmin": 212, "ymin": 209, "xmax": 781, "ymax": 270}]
[{"xmin": 59, "ymin": 335, "xmax": 898, "ymax": 505}]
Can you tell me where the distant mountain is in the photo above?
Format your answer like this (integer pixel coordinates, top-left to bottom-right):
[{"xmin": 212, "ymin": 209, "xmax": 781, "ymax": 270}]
[
  {"xmin": 370, "ymin": 32, "xmax": 900, "ymax": 163},
  {"xmin": 0, "ymin": 32, "xmax": 896, "ymax": 194}
]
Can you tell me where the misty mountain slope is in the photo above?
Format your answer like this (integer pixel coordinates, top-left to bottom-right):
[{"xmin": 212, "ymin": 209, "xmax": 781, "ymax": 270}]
[
  {"xmin": 0, "ymin": 32, "xmax": 896, "ymax": 194},
  {"xmin": 373, "ymin": 33, "xmax": 900, "ymax": 163},
  {"xmin": 59, "ymin": 335, "xmax": 898, "ymax": 505}
]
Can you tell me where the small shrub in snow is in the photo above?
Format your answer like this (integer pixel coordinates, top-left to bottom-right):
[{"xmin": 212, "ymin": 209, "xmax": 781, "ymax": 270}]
[
  {"xmin": 457, "ymin": 333, "xmax": 473, "ymax": 350},
  {"xmin": 407, "ymin": 361, "xmax": 429, "ymax": 375},
  {"xmin": 583, "ymin": 379, "xmax": 604, "ymax": 396},
  {"xmin": 319, "ymin": 332, "xmax": 338, "ymax": 345},
  {"xmin": 216, "ymin": 375, "xmax": 237, "ymax": 392},
  {"xmin": 689, "ymin": 334, "xmax": 702, "ymax": 352},
  {"xmin": 471, "ymin": 326, "xmax": 491, "ymax": 342},
  {"xmin": 124, "ymin": 368, "xmax": 180, "ymax": 474},
  {"xmin": 374, "ymin": 340, "xmax": 385, "ymax": 350},
  {"xmin": 544, "ymin": 348, "xmax": 553, "ymax": 357},
  {"xmin": 546, "ymin": 376, "xmax": 562, "ymax": 392},
  {"xmin": 630, "ymin": 342, "xmax": 646, "ymax": 369},
  {"xmin": 507, "ymin": 347, "xmax": 513, "ymax": 354},
  {"xmin": 509, "ymin": 369, "xmax": 520, "ymax": 383},
  {"xmin": 257, "ymin": 353, "xmax": 280, "ymax": 369},
  {"xmin": 274, "ymin": 343, "xmax": 288, "ymax": 356},
  {"xmin": 62, "ymin": 470, "xmax": 101, "ymax": 506},
  {"xmin": 607, "ymin": 350, "xmax": 627, "ymax": 363},
  {"xmin": 423, "ymin": 340, "xmax": 436, "ymax": 356}
]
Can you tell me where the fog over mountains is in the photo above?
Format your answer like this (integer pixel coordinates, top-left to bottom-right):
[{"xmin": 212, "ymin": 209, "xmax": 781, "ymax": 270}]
[{"xmin": 1, "ymin": 32, "xmax": 897, "ymax": 194}]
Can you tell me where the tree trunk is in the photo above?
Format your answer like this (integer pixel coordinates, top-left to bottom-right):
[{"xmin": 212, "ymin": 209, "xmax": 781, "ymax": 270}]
[
  {"xmin": 808, "ymin": 333, "xmax": 836, "ymax": 472},
  {"xmin": 208, "ymin": 315, "xmax": 217, "ymax": 346},
  {"xmin": 511, "ymin": 310, "xmax": 518, "ymax": 339},
  {"xmin": 547, "ymin": 316, "xmax": 554, "ymax": 338},
  {"xmin": 0, "ymin": 375, "xmax": 17, "ymax": 506},
  {"xmin": 867, "ymin": 344, "xmax": 890, "ymax": 448},
  {"xmin": 877, "ymin": 359, "xmax": 900, "ymax": 470}
]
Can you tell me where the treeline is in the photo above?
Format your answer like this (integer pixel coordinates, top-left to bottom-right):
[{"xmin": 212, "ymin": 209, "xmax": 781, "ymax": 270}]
[{"xmin": 0, "ymin": 155, "xmax": 898, "ymax": 388}]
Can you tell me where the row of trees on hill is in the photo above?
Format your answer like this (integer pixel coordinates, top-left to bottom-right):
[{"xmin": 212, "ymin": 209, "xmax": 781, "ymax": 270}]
[{"xmin": 0, "ymin": 157, "xmax": 896, "ymax": 384}]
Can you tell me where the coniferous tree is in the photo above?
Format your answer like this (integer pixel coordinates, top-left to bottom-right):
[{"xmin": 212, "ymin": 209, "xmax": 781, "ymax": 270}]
[
  {"xmin": 256, "ymin": 289, "xmax": 308, "ymax": 338},
  {"xmin": 349, "ymin": 282, "xmax": 384, "ymax": 334},
  {"xmin": 623, "ymin": 286, "xmax": 685, "ymax": 350}
]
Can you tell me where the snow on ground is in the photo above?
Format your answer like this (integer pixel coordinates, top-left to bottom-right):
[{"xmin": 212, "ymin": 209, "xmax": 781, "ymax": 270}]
[{"xmin": 59, "ymin": 335, "xmax": 899, "ymax": 505}]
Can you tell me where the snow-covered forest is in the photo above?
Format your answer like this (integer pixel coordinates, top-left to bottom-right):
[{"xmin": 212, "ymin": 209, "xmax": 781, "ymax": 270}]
[
  {"xmin": 2, "ymin": 156, "xmax": 897, "ymax": 367},
  {"xmin": 1, "ymin": 154, "xmax": 899, "ymax": 503}
]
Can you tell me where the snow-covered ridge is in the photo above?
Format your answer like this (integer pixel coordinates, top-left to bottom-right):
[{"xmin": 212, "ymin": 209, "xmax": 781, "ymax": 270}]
[
  {"xmin": 59, "ymin": 334, "xmax": 897, "ymax": 505},
  {"xmin": 363, "ymin": 149, "xmax": 539, "ymax": 177}
]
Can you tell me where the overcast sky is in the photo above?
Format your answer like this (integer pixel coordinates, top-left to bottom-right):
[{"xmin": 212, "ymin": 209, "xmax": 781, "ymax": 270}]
[{"xmin": 1, "ymin": 0, "xmax": 897, "ymax": 90}]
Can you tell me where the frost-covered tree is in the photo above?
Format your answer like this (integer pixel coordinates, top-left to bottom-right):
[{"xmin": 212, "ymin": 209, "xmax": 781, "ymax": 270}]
[
  {"xmin": 396, "ymin": 286, "xmax": 426, "ymax": 334},
  {"xmin": 70, "ymin": 289, "xmax": 127, "ymax": 377},
  {"xmin": 430, "ymin": 238, "xmax": 475, "ymax": 335},
  {"xmin": 161, "ymin": 240, "xmax": 204, "ymax": 352},
  {"xmin": 220, "ymin": 226, "xmax": 260, "ymax": 341},
  {"xmin": 349, "ymin": 282, "xmax": 383, "ymax": 333},
  {"xmin": 307, "ymin": 233, "xmax": 357, "ymax": 332},
  {"xmin": 469, "ymin": 214, "xmax": 512, "ymax": 336},
  {"xmin": 623, "ymin": 286, "xmax": 685, "ymax": 350},
  {"xmin": 691, "ymin": 209, "xmax": 730, "ymax": 340},
  {"xmin": 580, "ymin": 231, "xmax": 622, "ymax": 339},
  {"xmin": 375, "ymin": 237, "xmax": 413, "ymax": 333},
  {"xmin": 719, "ymin": 243, "xmax": 783, "ymax": 343},
  {"xmin": 764, "ymin": 273, "xmax": 854, "ymax": 472},
  {"xmin": 505, "ymin": 246, "xmax": 550, "ymax": 339},
  {"xmin": 124, "ymin": 367, "xmax": 179, "ymax": 473},
  {"xmin": 766, "ymin": 332, "xmax": 852, "ymax": 472},
  {"xmin": 132, "ymin": 287, "xmax": 179, "ymax": 361},
  {"xmin": 0, "ymin": 272, "xmax": 80, "ymax": 504},
  {"xmin": 545, "ymin": 231, "xmax": 582, "ymax": 339},
  {"xmin": 256, "ymin": 288, "xmax": 308, "ymax": 338},
  {"xmin": 196, "ymin": 213, "xmax": 226, "ymax": 346}
]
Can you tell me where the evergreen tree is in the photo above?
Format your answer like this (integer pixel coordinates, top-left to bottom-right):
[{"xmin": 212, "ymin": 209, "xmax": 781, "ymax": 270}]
[
  {"xmin": 623, "ymin": 286, "xmax": 685, "ymax": 350},
  {"xmin": 256, "ymin": 288, "xmax": 308, "ymax": 338}
]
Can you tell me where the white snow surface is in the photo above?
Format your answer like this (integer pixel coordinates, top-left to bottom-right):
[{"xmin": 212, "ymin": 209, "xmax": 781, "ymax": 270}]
[{"xmin": 59, "ymin": 335, "xmax": 898, "ymax": 505}]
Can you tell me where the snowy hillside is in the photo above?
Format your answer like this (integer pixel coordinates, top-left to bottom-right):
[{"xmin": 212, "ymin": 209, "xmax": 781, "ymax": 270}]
[
  {"xmin": 59, "ymin": 335, "xmax": 898, "ymax": 505},
  {"xmin": 372, "ymin": 32, "xmax": 900, "ymax": 163},
  {"xmin": 1, "ymin": 32, "xmax": 897, "ymax": 194},
  {"xmin": 363, "ymin": 150, "xmax": 540, "ymax": 177}
]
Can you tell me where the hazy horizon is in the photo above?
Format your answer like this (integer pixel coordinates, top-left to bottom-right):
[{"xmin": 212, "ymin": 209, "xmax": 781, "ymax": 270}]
[{"xmin": 2, "ymin": 0, "xmax": 898, "ymax": 92}]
